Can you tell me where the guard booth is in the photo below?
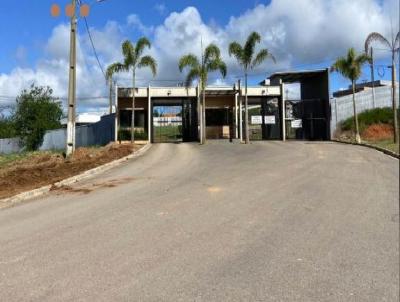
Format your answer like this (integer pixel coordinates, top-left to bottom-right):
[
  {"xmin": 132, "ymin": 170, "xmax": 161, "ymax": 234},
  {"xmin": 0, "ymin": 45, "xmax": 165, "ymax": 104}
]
[{"xmin": 267, "ymin": 69, "xmax": 331, "ymax": 140}]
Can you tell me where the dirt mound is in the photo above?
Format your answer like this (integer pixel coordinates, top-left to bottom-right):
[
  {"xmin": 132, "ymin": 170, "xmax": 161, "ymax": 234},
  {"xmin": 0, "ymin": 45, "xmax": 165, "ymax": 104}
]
[
  {"xmin": 0, "ymin": 143, "xmax": 140, "ymax": 200},
  {"xmin": 362, "ymin": 124, "xmax": 394, "ymax": 141}
]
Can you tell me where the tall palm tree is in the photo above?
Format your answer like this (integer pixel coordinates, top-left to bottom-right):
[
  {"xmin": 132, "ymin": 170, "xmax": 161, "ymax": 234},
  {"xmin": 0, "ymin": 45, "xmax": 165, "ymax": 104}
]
[
  {"xmin": 229, "ymin": 32, "xmax": 275, "ymax": 144},
  {"xmin": 365, "ymin": 31, "xmax": 400, "ymax": 143},
  {"xmin": 179, "ymin": 43, "xmax": 227, "ymax": 144},
  {"xmin": 107, "ymin": 38, "xmax": 157, "ymax": 143},
  {"xmin": 331, "ymin": 48, "xmax": 370, "ymax": 143}
]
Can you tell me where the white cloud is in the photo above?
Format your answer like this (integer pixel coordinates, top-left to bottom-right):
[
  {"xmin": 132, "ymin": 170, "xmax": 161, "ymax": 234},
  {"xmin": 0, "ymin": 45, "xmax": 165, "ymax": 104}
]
[
  {"xmin": 0, "ymin": 0, "xmax": 397, "ymax": 113},
  {"xmin": 154, "ymin": 3, "xmax": 167, "ymax": 16},
  {"xmin": 126, "ymin": 14, "xmax": 154, "ymax": 36}
]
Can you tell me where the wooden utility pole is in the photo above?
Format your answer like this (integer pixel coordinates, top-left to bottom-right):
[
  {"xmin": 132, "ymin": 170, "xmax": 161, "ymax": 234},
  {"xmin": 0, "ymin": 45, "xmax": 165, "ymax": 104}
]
[{"xmin": 66, "ymin": 0, "xmax": 77, "ymax": 156}]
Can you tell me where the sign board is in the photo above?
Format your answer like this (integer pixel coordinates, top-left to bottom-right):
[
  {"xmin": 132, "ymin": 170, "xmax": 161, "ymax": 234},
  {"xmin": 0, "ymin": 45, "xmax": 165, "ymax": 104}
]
[
  {"xmin": 291, "ymin": 119, "xmax": 302, "ymax": 128},
  {"xmin": 251, "ymin": 115, "xmax": 262, "ymax": 125},
  {"xmin": 264, "ymin": 115, "xmax": 276, "ymax": 124}
]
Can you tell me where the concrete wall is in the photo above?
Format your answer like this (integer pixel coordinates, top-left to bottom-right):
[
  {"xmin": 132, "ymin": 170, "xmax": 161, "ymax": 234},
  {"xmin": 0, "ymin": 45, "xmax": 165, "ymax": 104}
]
[
  {"xmin": 0, "ymin": 138, "xmax": 23, "ymax": 154},
  {"xmin": 330, "ymin": 85, "xmax": 398, "ymax": 135}
]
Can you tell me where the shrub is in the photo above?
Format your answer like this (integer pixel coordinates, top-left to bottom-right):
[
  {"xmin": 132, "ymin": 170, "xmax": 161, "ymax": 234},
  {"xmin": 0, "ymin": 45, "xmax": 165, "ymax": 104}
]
[
  {"xmin": 118, "ymin": 129, "xmax": 148, "ymax": 141},
  {"xmin": 341, "ymin": 107, "xmax": 400, "ymax": 132},
  {"xmin": 13, "ymin": 85, "xmax": 62, "ymax": 150},
  {"xmin": 0, "ymin": 118, "xmax": 16, "ymax": 139}
]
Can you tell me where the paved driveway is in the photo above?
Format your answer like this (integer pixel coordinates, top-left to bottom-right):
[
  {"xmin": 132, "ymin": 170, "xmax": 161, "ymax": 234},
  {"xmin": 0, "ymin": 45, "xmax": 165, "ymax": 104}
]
[{"xmin": 0, "ymin": 142, "xmax": 398, "ymax": 301}]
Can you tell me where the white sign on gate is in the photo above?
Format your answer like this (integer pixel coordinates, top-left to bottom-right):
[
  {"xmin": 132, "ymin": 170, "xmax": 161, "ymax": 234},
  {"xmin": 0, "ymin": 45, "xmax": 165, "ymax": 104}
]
[
  {"xmin": 251, "ymin": 115, "xmax": 262, "ymax": 125},
  {"xmin": 291, "ymin": 119, "xmax": 302, "ymax": 128},
  {"xmin": 264, "ymin": 115, "xmax": 276, "ymax": 124}
]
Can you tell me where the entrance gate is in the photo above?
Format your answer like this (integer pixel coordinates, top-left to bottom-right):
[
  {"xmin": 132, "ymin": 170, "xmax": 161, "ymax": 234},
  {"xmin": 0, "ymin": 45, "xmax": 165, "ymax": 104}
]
[
  {"xmin": 246, "ymin": 97, "xmax": 281, "ymax": 140},
  {"xmin": 285, "ymin": 99, "xmax": 328, "ymax": 140},
  {"xmin": 152, "ymin": 99, "xmax": 198, "ymax": 143}
]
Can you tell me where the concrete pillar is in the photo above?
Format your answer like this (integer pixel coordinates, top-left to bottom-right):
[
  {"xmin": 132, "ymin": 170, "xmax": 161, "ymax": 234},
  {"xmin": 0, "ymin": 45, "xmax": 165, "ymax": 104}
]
[
  {"xmin": 114, "ymin": 84, "xmax": 119, "ymax": 142},
  {"xmin": 235, "ymin": 88, "xmax": 238, "ymax": 139},
  {"xmin": 148, "ymin": 85, "xmax": 152, "ymax": 144},
  {"xmin": 197, "ymin": 84, "xmax": 201, "ymax": 142},
  {"xmin": 239, "ymin": 95, "xmax": 243, "ymax": 142},
  {"xmin": 281, "ymin": 81, "xmax": 286, "ymax": 141}
]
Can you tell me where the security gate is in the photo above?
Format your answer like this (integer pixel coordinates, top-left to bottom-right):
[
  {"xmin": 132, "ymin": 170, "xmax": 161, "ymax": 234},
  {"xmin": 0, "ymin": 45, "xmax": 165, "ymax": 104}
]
[
  {"xmin": 285, "ymin": 99, "xmax": 328, "ymax": 140},
  {"xmin": 152, "ymin": 99, "xmax": 198, "ymax": 143},
  {"xmin": 246, "ymin": 97, "xmax": 281, "ymax": 140}
]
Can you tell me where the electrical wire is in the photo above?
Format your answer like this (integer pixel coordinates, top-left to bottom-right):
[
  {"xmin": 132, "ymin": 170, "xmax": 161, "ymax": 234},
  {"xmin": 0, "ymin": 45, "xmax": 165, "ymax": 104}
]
[{"xmin": 82, "ymin": 16, "xmax": 106, "ymax": 79}]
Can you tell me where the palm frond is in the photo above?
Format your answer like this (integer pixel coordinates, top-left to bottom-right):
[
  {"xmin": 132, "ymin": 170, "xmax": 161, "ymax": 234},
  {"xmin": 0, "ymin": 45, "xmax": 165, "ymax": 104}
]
[
  {"xmin": 135, "ymin": 37, "xmax": 151, "ymax": 58},
  {"xmin": 228, "ymin": 42, "xmax": 244, "ymax": 63},
  {"xmin": 331, "ymin": 48, "xmax": 369, "ymax": 82},
  {"xmin": 355, "ymin": 53, "xmax": 371, "ymax": 65},
  {"xmin": 207, "ymin": 58, "xmax": 227, "ymax": 78},
  {"xmin": 204, "ymin": 44, "xmax": 221, "ymax": 63},
  {"xmin": 179, "ymin": 54, "xmax": 200, "ymax": 72},
  {"xmin": 395, "ymin": 31, "xmax": 400, "ymax": 49},
  {"xmin": 138, "ymin": 55, "xmax": 157, "ymax": 76},
  {"xmin": 251, "ymin": 49, "xmax": 276, "ymax": 69},
  {"xmin": 106, "ymin": 63, "xmax": 127, "ymax": 79},
  {"xmin": 184, "ymin": 68, "xmax": 201, "ymax": 88},
  {"xmin": 243, "ymin": 32, "xmax": 261, "ymax": 66},
  {"xmin": 122, "ymin": 40, "xmax": 135, "ymax": 66},
  {"xmin": 365, "ymin": 32, "xmax": 391, "ymax": 52}
]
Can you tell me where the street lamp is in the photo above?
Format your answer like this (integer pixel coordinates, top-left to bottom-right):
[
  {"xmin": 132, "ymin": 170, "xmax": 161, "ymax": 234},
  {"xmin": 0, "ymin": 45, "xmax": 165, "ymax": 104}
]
[{"xmin": 51, "ymin": 0, "xmax": 106, "ymax": 156}]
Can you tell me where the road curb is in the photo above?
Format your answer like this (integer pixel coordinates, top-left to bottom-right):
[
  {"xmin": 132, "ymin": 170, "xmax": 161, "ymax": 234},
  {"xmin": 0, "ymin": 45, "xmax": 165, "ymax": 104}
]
[
  {"xmin": 0, "ymin": 143, "xmax": 152, "ymax": 209},
  {"xmin": 332, "ymin": 139, "xmax": 399, "ymax": 159}
]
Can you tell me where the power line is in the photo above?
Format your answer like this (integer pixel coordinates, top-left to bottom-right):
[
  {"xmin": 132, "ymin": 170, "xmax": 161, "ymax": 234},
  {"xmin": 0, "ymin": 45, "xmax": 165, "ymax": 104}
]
[{"xmin": 82, "ymin": 16, "xmax": 106, "ymax": 79}]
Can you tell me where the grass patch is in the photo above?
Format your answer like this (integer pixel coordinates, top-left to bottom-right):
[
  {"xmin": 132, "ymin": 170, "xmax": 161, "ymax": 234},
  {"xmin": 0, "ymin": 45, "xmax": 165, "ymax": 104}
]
[
  {"xmin": 341, "ymin": 107, "xmax": 399, "ymax": 133},
  {"xmin": 364, "ymin": 139, "xmax": 399, "ymax": 154}
]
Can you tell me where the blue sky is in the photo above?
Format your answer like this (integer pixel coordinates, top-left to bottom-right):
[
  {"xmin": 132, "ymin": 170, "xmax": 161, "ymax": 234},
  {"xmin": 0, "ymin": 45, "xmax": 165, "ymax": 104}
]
[
  {"xmin": 0, "ymin": 0, "xmax": 259, "ymax": 72},
  {"xmin": 0, "ymin": 0, "xmax": 398, "ymax": 112}
]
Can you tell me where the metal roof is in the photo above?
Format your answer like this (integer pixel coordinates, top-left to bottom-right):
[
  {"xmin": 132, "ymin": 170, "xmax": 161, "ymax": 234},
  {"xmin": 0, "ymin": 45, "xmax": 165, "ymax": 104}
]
[{"xmin": 265, "ymin": 68, "xmax": 329, "ymax": 84}]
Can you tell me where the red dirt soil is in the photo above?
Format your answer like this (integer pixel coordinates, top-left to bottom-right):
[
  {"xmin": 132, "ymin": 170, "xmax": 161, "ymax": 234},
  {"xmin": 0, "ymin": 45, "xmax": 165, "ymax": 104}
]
[
  {"xmin": 362, "ymin": 123, "xmax": 394, "ymax": 140},
  {"xmin": 0, "ymin": 143, "xmax": 141, "ymax": 200}
]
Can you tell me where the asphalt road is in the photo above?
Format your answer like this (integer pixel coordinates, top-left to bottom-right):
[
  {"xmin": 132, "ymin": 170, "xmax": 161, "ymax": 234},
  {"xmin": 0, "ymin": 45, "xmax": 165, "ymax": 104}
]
[{"xmin": 0, "ymin": 142, "xmax": 398, "ymax": 301}]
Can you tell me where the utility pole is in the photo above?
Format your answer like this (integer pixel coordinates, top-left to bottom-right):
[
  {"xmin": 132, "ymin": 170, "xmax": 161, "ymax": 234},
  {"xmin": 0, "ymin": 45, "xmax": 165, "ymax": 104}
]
[
  {"xmin": 369, "ymin": 47, "xmax": 376, "ymax": 108},
  {"xmin": 66, "ymin": 0, "xmax": 77, "ymax": 157},
  {"xmin": 108, "ymin": 78, "xmax": 113, "ymax": 114}
]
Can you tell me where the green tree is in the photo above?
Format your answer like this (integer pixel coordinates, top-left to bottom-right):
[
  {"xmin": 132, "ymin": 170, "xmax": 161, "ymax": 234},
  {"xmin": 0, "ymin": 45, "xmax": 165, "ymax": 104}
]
[
  {"xmin": 365, "ymin": 31, "xmax": 400, "ymax": 143},
  {"xmin": 229, "ymin": 32, "xmax": 275, "ymax": 144},
  {"xmin": 14, "ymin": 85, "xmax": 62, "ymax": 150},
  {"xmin": 0, "ymin": 117, "xmax": 16, "ymax": 139},
  {"xmin": 179, "ymin": 43, "xmax": 227, "ymax": 144},
  {"xmin": 106, "ymin": 38, "xmax": 157, "ymax": 143},
  {"xmin": 331, "ymin": 48, "xmax": 370, "ymax": 143}
]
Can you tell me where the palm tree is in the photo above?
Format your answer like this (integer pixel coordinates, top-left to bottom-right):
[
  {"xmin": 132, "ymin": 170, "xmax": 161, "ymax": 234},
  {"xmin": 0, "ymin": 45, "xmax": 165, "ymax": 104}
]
[
  {"xmin": 179, "ymin": 43, "xmax": 227, "ymax": 144},
  {"xmin": 106, "ymin": 38, "xmax": 157, "ymax": 143},
  {"xmin": 229, "ymin": 32, "xmax": 275, "ymax": 144},
  {"xmin": 331, "ymin": 48, "xmax": 370, "ymax": 143},
  {"xmin": 365, "ymin": 31, "xmax": 400, "ymax": 143}
]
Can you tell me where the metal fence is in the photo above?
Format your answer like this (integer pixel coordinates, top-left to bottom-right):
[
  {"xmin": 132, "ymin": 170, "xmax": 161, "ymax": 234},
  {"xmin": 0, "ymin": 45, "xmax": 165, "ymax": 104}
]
[
  {"xmin": 0, "ymin": 114, "xmax": 116, "ymax": 154},
  {"xmin": 40, "ymin": 113, "xmax": 116, "ymax": 151},
  {"xmin": 330, "ymin": 85, "xmax": 399, "ymax": 136},
  {"xmin": 0, "ymin": 138, "xmax": 22, "ymax": 154}
]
